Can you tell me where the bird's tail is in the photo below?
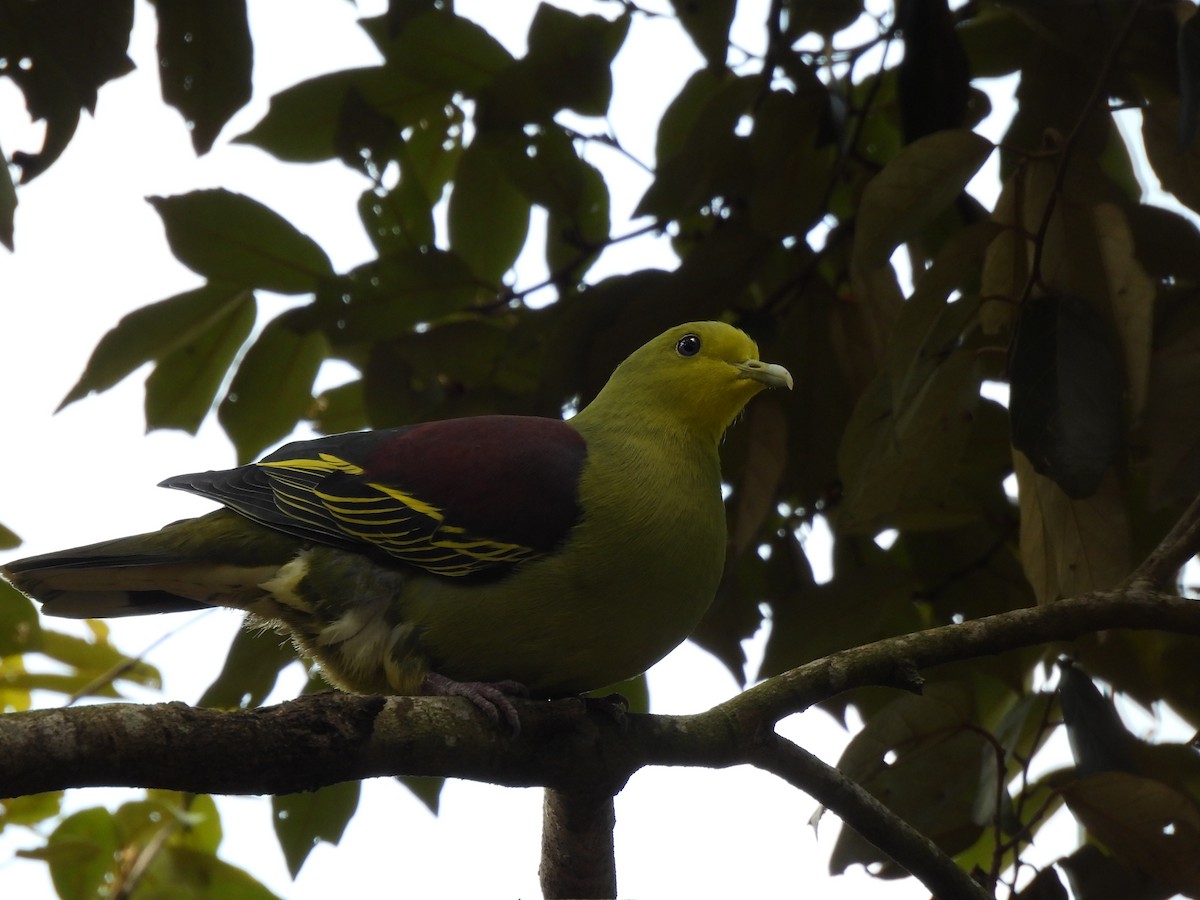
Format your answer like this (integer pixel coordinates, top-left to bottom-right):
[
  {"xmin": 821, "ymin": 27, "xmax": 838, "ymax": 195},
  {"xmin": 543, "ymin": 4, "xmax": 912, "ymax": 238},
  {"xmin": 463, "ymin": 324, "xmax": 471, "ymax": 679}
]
[{"xmin": 1, "ymin": 509, "xmax": 301, "ymax": 619}]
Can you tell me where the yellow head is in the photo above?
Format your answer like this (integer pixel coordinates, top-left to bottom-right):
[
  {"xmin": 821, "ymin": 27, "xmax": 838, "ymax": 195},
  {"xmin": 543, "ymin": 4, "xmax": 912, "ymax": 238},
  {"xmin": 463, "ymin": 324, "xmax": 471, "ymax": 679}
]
[{"xmin": 579, "ymin": 322, "xmax": 793, "ymax": 444}]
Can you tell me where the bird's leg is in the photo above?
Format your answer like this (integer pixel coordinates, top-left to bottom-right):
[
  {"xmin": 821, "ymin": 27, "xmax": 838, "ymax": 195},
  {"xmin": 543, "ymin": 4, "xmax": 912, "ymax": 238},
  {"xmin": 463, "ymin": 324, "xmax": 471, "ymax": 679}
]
[{"xmin": 421, "ymin": 671, "xmax": 529, "ymax": 732}]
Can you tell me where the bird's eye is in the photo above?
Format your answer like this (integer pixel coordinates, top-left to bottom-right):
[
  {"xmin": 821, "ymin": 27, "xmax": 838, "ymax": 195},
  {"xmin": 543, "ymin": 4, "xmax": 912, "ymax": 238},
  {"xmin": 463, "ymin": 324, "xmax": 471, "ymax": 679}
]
[{"xmin": 676, "ymin": 334, "xmax": 701, "ymax": 357}]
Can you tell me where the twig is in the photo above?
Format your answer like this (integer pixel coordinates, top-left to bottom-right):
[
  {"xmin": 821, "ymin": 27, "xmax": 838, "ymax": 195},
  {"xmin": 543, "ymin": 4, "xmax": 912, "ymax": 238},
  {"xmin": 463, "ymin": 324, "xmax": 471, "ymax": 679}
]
[
  {"xmin": 749, "ymin": 734, "xmax": 991, "ymax": 900},
  {"xmin": 1125, "ymin": 489, "xmax": 1200, "ymax": 591}
]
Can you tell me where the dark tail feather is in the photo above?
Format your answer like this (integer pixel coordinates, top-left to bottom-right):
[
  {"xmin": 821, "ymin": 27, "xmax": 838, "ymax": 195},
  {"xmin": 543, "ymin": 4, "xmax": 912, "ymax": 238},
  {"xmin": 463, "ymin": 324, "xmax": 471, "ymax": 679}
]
[{"xmin": 1, "ymin": 510, "xmax": 295, "ymax": 619}]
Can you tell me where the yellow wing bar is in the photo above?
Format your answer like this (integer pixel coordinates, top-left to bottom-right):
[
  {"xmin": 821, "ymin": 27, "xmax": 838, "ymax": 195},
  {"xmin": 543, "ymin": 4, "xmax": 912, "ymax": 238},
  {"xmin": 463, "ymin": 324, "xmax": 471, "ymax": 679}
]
[{"xmin": 257, "ymin": 453, "xmax": 537, "ymax": 576}]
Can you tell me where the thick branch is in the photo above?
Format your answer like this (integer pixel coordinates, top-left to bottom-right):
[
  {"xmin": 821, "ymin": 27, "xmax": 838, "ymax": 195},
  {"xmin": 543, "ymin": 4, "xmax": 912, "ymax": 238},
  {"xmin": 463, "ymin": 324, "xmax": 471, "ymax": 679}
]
[
  {"xmin": 5, "ymin": 589, "xmax": 1200, "ymax": 900},
  {"xmin": 540, "ymin": 789, "xmax": 617, "ymax": 899}
]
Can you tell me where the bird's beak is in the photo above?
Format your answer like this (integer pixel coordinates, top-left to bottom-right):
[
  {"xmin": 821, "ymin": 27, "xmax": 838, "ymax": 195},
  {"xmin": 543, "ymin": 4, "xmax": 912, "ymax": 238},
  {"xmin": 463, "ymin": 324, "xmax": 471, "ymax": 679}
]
[{"xmin": 735, "ymin": 359, "xmax": 794, "ymax": 390}]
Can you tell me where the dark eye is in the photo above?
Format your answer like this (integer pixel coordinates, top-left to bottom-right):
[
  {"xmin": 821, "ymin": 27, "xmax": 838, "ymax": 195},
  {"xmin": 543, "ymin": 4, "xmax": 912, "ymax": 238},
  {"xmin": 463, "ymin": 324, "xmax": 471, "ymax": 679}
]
[{"xmin": 676, "ymin": 334, "xmax": 701, "ymax": 357}]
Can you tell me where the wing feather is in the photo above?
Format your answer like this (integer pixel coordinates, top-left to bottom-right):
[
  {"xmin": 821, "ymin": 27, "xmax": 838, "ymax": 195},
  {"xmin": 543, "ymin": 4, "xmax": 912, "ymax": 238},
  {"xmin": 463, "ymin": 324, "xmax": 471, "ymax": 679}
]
[{"xmin": 160, "ymin": 416, "xmax": 586, "ymax": 577}]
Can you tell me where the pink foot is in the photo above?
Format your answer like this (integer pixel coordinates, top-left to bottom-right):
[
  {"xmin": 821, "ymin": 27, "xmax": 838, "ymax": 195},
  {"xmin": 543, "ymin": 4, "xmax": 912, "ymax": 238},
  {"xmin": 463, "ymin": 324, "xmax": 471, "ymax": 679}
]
[{"xmin": 421, "ymin": 672, "xmax": 529, "ymax": 732}]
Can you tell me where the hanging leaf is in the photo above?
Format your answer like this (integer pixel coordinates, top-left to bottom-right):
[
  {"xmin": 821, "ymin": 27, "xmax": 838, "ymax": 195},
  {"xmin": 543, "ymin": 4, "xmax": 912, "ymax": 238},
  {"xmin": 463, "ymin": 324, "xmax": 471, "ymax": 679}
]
[
  {"xmin": 272, "ymin": 781, "xmax": 361, "ymax": 877},
  {"xmin": 154, "ymin": 0, "xmax": 252, "ymax": 154},
  {"xmin": 60, "ymin": 283, "xmax": 253, "ymax": 410},
  {"xmin": 1009, "ymin": 295, "xmax": 1123, "ymax": 500}
]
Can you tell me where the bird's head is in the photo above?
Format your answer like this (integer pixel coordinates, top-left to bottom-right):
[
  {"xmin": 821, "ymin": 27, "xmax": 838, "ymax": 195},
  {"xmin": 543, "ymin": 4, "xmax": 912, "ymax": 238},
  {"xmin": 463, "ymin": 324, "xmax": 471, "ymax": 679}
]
[{"xmin": 582, "ymin": 321, "xmax": 793, "ymax": 443}]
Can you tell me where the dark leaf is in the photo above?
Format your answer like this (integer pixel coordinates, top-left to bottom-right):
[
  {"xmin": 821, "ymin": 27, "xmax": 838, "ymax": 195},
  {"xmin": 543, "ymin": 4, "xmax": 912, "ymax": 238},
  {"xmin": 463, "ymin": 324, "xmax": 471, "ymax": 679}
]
[
  {"xmin": 272, "ymin": 781, "xmax": 360, "ymax": 877},
  {"xmin": 478, "ymin": 6, "xmax": 629, "ymax": 126},
  {"xmin": 1179, "ymin": 8, "xmax": 1200, "ymax": 151},
  {"xmin": 896, "ymin": 0, "xmax": 971, "ymax": 143},
  {"xmin": 199, "ymin": 628, "xmax": 301, "ymax": 709},
  {"xmin": 1058, "ymin": 660, "xmax": 1137, "ymax": 776},
  {"xmin": 828, "ymin": 683, "xmax": 993, "ymax": 874},
  {"xmin": 379, "ymin": 9, "xmax": 513, "ymax": 94},
  {"xmin": 668, "ymin": 0, "xmax": 735, "ymax": 68},
  {"xmin": 148, "ymin": 190, "xmax": 334, "ymax": 294},
  {"xmin": 1009, "ymin": 295, "xmax": 1123, "ymax": 499},
  {"xmin": 155, "ymin": 0, "xmax": 253, "ymax": 154},
  {"xmin": 218, "ymin": 315, "xmax": 329, "ymax": 463},
  {"xmin": 2, "ymin": 0, "xmax": 135, "ymax": 181},
  {"xmin": 144, "ymin": 291, "xmax": 256, "ymax": 433},
  {"xmin": 448, "ymin": 134, "xmax": 531, "ymax": 284},
  {"xmin": 59, "ymin": 283, "xmax": 254, "ymax": 410},
  {"xmin": 1059, "ymin": 844, "xmax": 1177, "ymax": 900}
]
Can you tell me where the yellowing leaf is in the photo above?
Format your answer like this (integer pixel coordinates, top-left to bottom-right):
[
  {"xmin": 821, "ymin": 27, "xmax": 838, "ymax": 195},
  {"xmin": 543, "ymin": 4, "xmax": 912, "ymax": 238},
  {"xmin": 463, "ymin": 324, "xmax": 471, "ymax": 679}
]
[
  {"xmin": 1014, "ymin": 451, "xmax": 1130, "ymax": 603},
  {"xmin": 1063, "ymin": 772, "xmax": 1200, "ymax": 897},
  {"xmin": 1094, "ymin": 202, "xmax": 1155, "ymax": 421}
]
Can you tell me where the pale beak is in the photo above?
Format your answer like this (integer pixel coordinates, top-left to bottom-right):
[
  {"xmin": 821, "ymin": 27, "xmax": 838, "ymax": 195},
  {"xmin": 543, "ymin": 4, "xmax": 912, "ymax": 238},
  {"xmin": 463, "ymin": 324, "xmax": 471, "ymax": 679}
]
[{"xmin": 736, "ymin": 359, "xmax": 793, "ymax": 390}]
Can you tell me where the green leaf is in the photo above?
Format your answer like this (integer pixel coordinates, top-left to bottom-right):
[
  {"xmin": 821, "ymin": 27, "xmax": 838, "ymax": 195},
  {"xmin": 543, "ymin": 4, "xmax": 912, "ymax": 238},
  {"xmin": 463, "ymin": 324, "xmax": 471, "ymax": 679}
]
[
  {"xmin": 635, "ymin": 72, "xmax": 759, "ymax": 220},
  {"xmin": 851, "ymin": 128, "xmax": 994, "ymax": 274},
  {"xmin": 489, "ymin": 128, "xmax": 611, "ymax": 276},
  {"xmin": 272, "ymin": 781, "xmax": 361, "ymax": 877},
  {"xmin": 310, "ymin": 378, "xmax": 368, "ymax": 434},
  {"xmin": 359, "ymin": 180, "xmax": 435, "ymax": 255},
  {"xmin": 154, "ymin": 0, "xmax": 252, "ymax": 154},
  {"xmin": 0, "ymin": 580, "xmax": 38, "ymax": 657},
  {"xmin": 37, "ymin": 629, "xmax": 161, "ymax": 691},
  {"xmin": 479, "ymin": 6, "xmax": 629, "ymax": 125},
  {"xmin": 748, "ymin": 86, "xmax": 835, "ymax": 237},
  {"xmin": 60, "ymin": 283, "xmax": 254, "ymax": 410},
  {"xmin": 219, "ymin": 316, "xmax": 330, "ymax": 463},
  {"xmin": 0, "ymin": 792, "xmax": 63, "ymax": 832},
  {"xmin": 669, "ymin": 0, "xmax": 735, "ymax": 67},
  {"xmin": 382, "ymin": 9, "xmax": 514, "ymax": 94},
  {"xmin": 143, "ymin": 790, "xmax": 224, "ymax": 854},
  {"xmin": 39, "ymin": 807, "xmax": 121, "ymax": 900},
  {"xmin": 154, "ymin": 846, "xmax": 282, "ymax": 900},
  {"xmin": 328, "ymin": 249, "xmax": 484, "ymax": 343},
  {"xmin": 199, "ymin": 628, "xmax": 300, "ymax": 709},
  {"xmin": 448, "ymin": 135, "xmax": 531, "ymax": 284},
  {"xmin": 145, "ymin": 291, "xmax": 256, "ymax": 433},
  {"xmin": 0, "ymin": 521, "xmax": 20, "ymax": 549},
  {"xmin": 148, "ymin": 190, "xmax": 334, "ymax": 294}
]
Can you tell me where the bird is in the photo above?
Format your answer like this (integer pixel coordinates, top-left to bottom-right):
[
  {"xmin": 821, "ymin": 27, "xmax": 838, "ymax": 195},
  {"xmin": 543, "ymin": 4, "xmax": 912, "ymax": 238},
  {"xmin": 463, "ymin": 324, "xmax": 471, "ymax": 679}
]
[{"xmin": 2, "ymin": 321, "xmax": 792, "ymax": 728}]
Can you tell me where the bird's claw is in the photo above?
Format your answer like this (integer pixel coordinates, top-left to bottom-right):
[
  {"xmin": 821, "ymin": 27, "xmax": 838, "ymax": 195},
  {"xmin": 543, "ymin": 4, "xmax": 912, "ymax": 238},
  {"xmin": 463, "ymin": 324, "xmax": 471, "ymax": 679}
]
[{"xmin": 421, "ymin": 672, "xmax": 528, "ymax": 733}]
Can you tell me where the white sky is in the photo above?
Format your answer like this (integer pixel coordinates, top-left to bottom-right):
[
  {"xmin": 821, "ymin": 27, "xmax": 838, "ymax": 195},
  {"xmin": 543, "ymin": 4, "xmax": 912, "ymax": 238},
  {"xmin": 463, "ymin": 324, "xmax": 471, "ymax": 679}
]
[{"xmin": 0, "ymin": 2, "xmax": 1087, "ymax": 898}]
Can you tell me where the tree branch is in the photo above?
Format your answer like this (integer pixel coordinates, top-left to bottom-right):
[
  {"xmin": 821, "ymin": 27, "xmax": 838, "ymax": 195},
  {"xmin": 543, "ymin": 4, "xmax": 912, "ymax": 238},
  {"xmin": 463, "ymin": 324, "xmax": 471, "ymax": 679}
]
[
  {"xmin": 540, "ymin": 789, "xmax": 617, "ymax": 899},
  {"xmin": 5, "ymin": 588, "xmax": 1200, "ymax": 899},
  {"xmin": 749, "ymin": 735, "xmax": 990, "ymax": 900}
]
